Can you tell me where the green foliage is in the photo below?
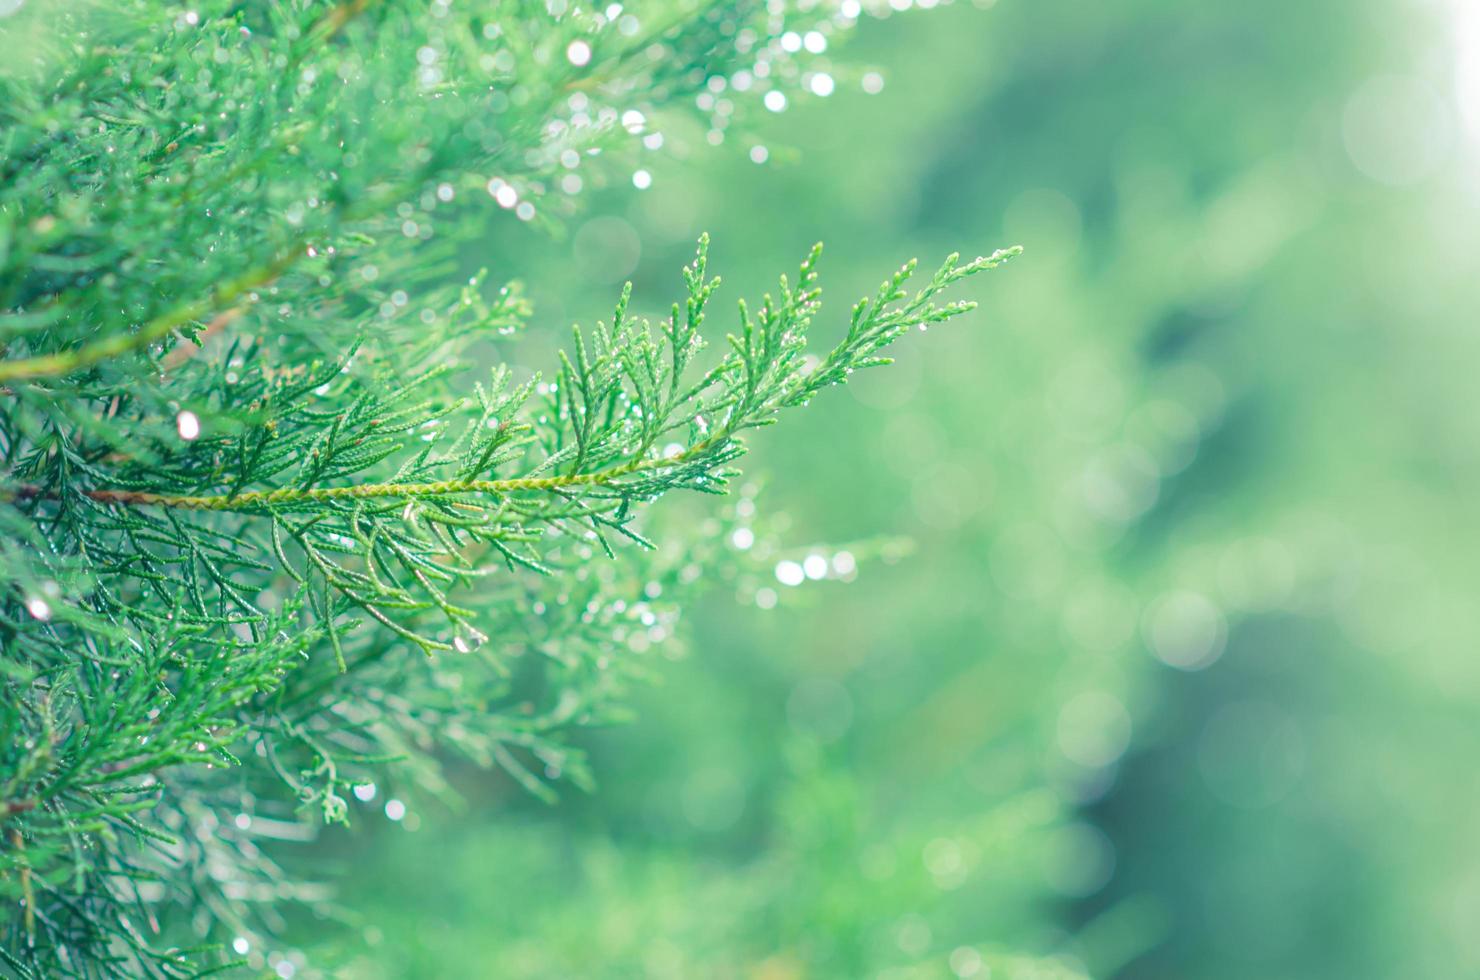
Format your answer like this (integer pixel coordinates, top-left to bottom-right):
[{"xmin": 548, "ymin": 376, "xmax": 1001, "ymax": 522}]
[
  {"xmin": 0, "ymin": 0, "xmax": 1015, "ymax": 974},
  {"xmin": 322, "ymin": 2, "xmax": 1480, "ymax": 979}
]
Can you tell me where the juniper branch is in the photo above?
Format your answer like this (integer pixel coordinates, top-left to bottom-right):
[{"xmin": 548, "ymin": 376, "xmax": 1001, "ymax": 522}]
[
  {"xmin": 8, "ymin": 446, "xmax": 702, "ymax": 510},
  {"xmin": 0, "ymin": 0, "xmax": 1017, "ymax": 973},
  {"xmin": 0, "ymin": 252, "xmax": 297, "ymax": 384}
]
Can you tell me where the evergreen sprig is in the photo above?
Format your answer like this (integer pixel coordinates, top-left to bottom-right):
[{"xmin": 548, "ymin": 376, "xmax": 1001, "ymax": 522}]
[{"xmin": 0, "ymin": 0, "xmax": 1015, "ymax": 973}]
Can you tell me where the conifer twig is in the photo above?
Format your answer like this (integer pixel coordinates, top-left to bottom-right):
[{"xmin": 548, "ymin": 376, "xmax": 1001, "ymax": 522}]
[
  {"xmin": 0, "ymin": 252, "xmax": 296, "ymax": 384},
  {"xmin": 3, "ymin": 438, "xmax": 716, "ymax": 511},
  {"xmin": 9, "ymin": 829, "xmax": 34, "ymax": 945},
  {"xmin": 0, "ymin": 0, "xmax": 1020, "ymax": 970}
]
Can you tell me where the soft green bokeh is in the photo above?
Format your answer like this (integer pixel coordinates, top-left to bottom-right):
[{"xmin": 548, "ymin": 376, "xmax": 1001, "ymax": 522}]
[{"xmin": 298, "ymin": 1, "xmax": 1480, "ymax": 976}]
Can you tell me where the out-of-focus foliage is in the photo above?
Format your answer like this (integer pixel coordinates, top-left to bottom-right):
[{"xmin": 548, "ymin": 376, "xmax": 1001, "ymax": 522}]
[{"xmin": 308, "ymin": 0, "xmax": 1480, "ymax": 977}]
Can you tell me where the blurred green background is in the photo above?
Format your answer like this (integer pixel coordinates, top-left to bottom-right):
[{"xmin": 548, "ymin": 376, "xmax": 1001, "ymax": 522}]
[{"xmin": 294, "ymin": 0, "xmax": 1480, "ymax": 976}]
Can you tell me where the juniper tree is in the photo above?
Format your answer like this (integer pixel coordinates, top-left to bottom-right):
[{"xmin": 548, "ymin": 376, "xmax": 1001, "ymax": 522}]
[{"xmin": 0, "ymin": 0, "xmax": 1017, "ymax": 973}]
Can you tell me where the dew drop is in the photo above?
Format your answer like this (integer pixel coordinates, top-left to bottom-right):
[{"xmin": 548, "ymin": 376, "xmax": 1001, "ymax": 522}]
[
  {"xmin": 566, "ymin": 39, "xmax": 592, "ymax": 66},
  {"xmin": 775, "ymin": 560, "xmax": 805, "ymax": 587},
  {"xmin": 176, "ymin": 410, "xmax": 201, "ymax": 440}
]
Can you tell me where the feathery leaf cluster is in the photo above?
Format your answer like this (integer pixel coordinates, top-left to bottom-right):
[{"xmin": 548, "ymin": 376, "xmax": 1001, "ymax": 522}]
[{"xmin": 0, "ymin": 0, "xmax": 1015, "ymax": 973}]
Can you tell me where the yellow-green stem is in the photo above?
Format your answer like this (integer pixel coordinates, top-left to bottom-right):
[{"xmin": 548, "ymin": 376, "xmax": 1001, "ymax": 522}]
[
  {"xmin": 0, "ymin": 252, "xmax": 295, "ymax": 384},
  {"xmin": 11, "ymin": 437, "xmax": 723, "ymax": 512}
]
